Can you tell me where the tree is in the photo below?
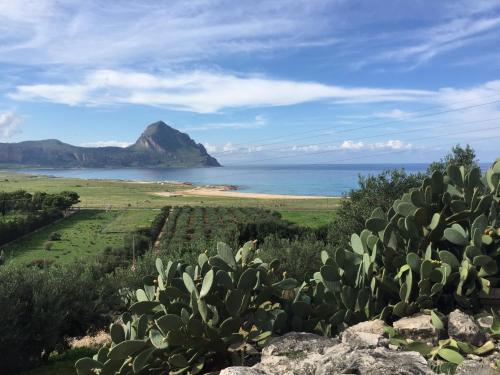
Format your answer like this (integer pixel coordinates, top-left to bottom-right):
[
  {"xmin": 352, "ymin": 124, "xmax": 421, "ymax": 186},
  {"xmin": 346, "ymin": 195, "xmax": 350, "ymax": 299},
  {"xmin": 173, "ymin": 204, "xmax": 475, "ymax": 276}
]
[{"xmin": 427, "ymin": 144, "xmax": 479, "ymax": 174}]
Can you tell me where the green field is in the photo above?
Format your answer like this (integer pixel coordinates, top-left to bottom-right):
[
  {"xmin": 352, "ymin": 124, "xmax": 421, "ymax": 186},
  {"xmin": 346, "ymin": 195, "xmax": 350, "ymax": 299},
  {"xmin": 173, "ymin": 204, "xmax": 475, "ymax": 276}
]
[
  {"xmin": 3, "ymin": 209, "xmax": 158, "ymax": 265},
  {"xmin": 279, "ymin": 210, "xmax": 335, "ymax": 228}
]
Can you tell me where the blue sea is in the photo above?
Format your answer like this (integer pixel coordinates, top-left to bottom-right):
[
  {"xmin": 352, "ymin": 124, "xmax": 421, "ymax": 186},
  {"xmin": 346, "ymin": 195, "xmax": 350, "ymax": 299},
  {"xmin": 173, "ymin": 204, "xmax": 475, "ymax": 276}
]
[{"xmin": 15, "ymin": 164, "xmax": 431, "ymax": 196}]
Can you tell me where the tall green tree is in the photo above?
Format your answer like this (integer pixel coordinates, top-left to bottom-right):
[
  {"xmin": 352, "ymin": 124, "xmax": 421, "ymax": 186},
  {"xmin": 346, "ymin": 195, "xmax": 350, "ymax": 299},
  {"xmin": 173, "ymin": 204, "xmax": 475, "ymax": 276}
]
[{"xmin": 427, "ymin": 144, "xmax": 479, "ymax": 174}]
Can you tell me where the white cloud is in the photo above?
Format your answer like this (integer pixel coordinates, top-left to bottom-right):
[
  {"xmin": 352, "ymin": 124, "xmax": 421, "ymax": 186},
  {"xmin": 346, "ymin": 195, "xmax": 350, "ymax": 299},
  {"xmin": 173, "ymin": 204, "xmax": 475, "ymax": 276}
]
[
  {"xmin": 0, "ymin": 111, "xmax": 22, "ymax": 138},
  {"xmin": 186, "ymin": 115, "xmax": 267, "ymax": 131},
  {"xmin": 80, "ymin": 140, "xmax": 132, "ymax": 148},
  {"xmin": 375, "ymin": 16, "xmax": 500, "ymax": 66},
  {"xmin": 9, "ymin": 69, "xmax": 434, "ymax": 113},
  {"xmin": 373, "ymin": 109, "xmax": 413, "ymax": 120},
  {"xmin": 0, "ymin": 0, "xmax": 336, "ymax": 66},
  {"xmin": 341, "ymin": 139, "xmax": 412, "ymax": 151},
  {"xmin": 340, "ymin": 140, "xmax": 364, "ymax": 150}
]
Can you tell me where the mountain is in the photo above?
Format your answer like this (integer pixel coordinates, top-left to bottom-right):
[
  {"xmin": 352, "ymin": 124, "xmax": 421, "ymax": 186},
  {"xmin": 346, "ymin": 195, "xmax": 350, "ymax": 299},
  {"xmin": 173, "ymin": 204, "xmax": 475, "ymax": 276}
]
[{"xmin": 0, "ymin": 121, "xmax": 221, "ymax": 168}]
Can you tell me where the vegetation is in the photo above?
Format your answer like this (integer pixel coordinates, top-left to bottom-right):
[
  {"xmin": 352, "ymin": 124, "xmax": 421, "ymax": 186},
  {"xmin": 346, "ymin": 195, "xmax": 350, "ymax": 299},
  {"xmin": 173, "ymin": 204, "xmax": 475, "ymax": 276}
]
[
  {"xmin": 76, "ymin": 242, "xmax": 299, "ymax": 375},
  {"xmin": 0, "ymin": 190, "xmax": 79, "ymax": 247},
  {"xmin": 3, "ymin": 210, "xmax": 158, "ymax": 265},
  {"xmin": 427, "ymin": 144, "xmax": 479, "ymax": 175},
  {"xmin": 4, "ymin": 147, "xmax": 497, "ymax": 375},
  {"xmin": 74, "ymin": 158, "xmax": 500, "ymax": 375},
  {"xmin": 325, "ymin": 169, "xmax": 425, "ymax": 250},
  {"xmin": 156, "ymin": 206, "xmax": 309, "ymax": 265},
  {"xmin": 0, "ymin": 263, "xmax": 121, "ymax": 374}
]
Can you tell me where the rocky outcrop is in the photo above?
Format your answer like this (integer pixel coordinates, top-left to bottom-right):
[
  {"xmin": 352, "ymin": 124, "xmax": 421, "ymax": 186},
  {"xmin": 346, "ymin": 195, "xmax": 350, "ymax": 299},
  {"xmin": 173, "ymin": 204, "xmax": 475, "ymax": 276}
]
[
  {"xmin": 221, "ymin": 332, "xmax": 433, "ymax": 375},
  {"xmin": 221, "ymin": 311, "xmax": 500, "ymax": 375}
]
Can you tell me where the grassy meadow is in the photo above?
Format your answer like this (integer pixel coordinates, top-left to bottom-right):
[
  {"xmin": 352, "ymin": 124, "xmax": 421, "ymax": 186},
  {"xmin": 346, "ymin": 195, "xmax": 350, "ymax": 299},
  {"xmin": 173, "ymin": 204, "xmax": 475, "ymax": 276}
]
[{"xmin": 4, "ymin": 209, "xmax": 158, "ymax": 265}]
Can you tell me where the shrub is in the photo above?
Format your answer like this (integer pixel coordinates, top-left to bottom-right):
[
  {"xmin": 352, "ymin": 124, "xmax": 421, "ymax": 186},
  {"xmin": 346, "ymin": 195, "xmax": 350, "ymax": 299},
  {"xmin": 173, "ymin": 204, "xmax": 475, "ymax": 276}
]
[
  {"xmin": 44, "ymin": 241, "xmax": 54, "ymax": 251},
  {"xmin": 259, "ymin": 234, "xmax": 328, "ymax": 281},
  {"xmin": 0, "ymin": 263, "xmax": 122, "ymax": 373},
  {"xmin": 48, "ymin": 232, "xmax": 62, "ymax": 241}
]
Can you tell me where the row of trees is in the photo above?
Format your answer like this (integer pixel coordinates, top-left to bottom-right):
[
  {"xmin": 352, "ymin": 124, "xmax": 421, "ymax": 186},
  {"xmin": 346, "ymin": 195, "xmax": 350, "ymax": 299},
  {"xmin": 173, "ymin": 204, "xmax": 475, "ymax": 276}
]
[
  {"xmin": 0, "ymin": 190, "xmax": 79, "ymax": 217},
  {"xmin": 0, "ymin": 190, "xmax": 80, "ymax": 247}
]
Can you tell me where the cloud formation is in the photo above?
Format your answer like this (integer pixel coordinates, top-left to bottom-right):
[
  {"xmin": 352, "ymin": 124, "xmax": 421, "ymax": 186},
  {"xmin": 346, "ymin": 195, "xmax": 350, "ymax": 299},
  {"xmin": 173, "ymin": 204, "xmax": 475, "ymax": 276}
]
[
  {"xmin": 0, "ymin": 111, "xmax": 22, "ymax": 138},
  {"xmin": 186, "ymin": 115, "xmax": 267, "ymax": 131},
  {"xmin": 9, "ymin": 69, "xmax": 434, "ymax": 113}
]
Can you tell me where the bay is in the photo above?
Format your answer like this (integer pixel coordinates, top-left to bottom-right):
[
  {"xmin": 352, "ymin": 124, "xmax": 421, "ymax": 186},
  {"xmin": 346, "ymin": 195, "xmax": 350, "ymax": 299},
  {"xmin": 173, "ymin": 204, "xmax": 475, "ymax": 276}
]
[{"xmin": 15, "ymin": 164, "xmax": 432, "ymax": 196}]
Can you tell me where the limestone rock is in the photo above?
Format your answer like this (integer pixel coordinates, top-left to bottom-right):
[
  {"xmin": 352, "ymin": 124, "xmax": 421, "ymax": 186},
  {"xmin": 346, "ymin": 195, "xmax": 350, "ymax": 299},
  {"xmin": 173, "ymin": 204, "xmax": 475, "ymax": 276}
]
[
  {"xmin": 448, "ymin": 309, "xmax": 485, "ymax": 346},
  {"xmin": 220, "ymin": 367, "xmax": 267, "ymax": 375},
  {"xmin": 341, "ymin": 319, "xmax": 388, "ymax": 348},
  {"xmin": 261, "ymin": 332, "xmax": 339, "ymax": 357},
  {"xmin": 224, "ymin": 332, "xmax": 435, "ymax": 375},
  {"xmin": 393, "ymin": 313, "xmax": 439, "ymax": 343},
  {"xmin": 455, "ymin": 358, "xmax": 498, "ymax": 375}
]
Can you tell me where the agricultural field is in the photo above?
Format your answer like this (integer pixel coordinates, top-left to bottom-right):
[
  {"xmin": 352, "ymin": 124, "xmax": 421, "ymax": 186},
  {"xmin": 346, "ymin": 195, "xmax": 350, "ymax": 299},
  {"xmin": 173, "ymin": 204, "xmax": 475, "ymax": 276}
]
[
  {"xmin": 157, "ymin": 206, "xmax": 303, "ymax": 262},
  {"xmin": 3, "ymin": 209, "xmax": 158, "ymax": 265},
  {"xmin": 278, "ymin": 210, "xmax": 335, "ymax": 228}
]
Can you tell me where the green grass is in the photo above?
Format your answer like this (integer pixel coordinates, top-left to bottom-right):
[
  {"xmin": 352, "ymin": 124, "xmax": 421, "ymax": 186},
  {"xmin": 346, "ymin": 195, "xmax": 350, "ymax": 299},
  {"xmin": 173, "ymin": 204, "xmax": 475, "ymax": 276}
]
[
  {"xmin": 279, "ymin": 210, "xmax": 336, "ymax": 228},
  {"xmin": 0, "ymin": 171, "xmax": 340, "ymax": 211},
  {"xmin": 102, "ymin": 209, "xmax": 158, "ymax": 233},
  {"xmin": 4, "ymin": 209, "xmax": 157, "ymax": 265},
  {"xmin": 20, "ymin": 348, "xmax": 94, "ymax": 375}
]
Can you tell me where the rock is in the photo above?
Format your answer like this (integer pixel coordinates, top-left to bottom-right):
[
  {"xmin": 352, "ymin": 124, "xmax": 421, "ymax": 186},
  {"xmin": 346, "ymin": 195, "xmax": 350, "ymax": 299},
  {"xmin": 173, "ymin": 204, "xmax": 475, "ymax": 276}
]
[
  {"xmin": 448, "ymin": 309, "xmax": 485, "ymax": 346},
  {"xmin": 455, "ymin": 358, "xmax": 498, "ymax": 375},
  {"xmin": 341, "ymin": 319, "xmax": 388, "ymax": 348},
  {"xmin": 222, "ymin": 332, "xmax": 435, "ymax": 375},
  {"xmin": 393, "ymin": 313, "xmax": 439, "ymax": 343},
  {"xmin": 262, "ymin": 332, "xmax": 339, "ymax": 357},
  {"xmin": 220, "ymin": 367, "xmax": 267, "ymax": 375}
]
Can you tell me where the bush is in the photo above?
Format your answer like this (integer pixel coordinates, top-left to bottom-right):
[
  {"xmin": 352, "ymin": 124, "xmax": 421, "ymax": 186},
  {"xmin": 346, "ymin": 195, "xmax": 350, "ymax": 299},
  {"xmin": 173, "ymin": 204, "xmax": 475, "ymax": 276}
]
[
  {"xmin": 259, "ymin": 234, "xmax": 329, "ymax": 281},
  {"xmin": 44, "ymin": 241, "xmax": 54, "ymax": 251},
  {"xmin": 48, "ymin": 232, "xmax": 62, "ymax": 241},
  {"xmin": 0, "ymin": 263, "xmax": 122, "ymax": 373}
]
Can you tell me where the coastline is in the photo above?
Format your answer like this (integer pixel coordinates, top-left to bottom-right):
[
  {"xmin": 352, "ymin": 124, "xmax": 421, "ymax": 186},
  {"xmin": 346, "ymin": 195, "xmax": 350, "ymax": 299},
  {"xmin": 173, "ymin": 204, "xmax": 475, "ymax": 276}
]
[{"xmin": 152, "ymin": 185, "xmax": 336, "ymax": 200}]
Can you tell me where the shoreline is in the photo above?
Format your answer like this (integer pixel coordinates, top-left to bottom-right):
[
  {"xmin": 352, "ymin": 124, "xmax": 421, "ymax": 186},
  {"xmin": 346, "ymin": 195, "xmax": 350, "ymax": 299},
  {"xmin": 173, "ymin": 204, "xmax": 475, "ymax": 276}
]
[
  {"xmin": 152, "ymin": 186, "xmax": 336, "ymax": 200},
  {"xmin": 3, "ymin": 170, "xmax": 340, "ymax": 199}
]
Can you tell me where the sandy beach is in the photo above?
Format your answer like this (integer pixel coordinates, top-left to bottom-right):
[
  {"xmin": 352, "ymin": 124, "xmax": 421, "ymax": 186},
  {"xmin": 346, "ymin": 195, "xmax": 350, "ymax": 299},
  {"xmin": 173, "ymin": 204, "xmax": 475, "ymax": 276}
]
[{"xmin": 152, "ymin": 185, "xmax": 334, "ymax": 200}]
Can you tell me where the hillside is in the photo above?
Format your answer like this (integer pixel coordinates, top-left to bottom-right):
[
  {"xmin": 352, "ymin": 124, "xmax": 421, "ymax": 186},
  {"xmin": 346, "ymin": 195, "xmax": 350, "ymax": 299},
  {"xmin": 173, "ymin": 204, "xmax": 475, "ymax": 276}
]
[{"xmin": 0, "ymin": 121, "xmax": 220, "ymax": 168}]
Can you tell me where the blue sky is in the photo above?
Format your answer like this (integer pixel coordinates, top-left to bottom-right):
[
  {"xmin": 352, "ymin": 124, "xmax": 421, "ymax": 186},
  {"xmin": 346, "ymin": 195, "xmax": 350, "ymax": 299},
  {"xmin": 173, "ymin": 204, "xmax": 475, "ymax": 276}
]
[{"xmin": 0, "ymin": 0, "xmax": 500, "ymax": 164}]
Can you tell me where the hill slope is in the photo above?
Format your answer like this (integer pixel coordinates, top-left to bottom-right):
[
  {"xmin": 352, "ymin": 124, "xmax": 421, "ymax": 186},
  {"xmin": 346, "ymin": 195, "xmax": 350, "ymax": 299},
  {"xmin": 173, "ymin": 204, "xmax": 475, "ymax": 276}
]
[{"xmin": 0, "ymin": 121, "xmax": 220, "ymax": 168}]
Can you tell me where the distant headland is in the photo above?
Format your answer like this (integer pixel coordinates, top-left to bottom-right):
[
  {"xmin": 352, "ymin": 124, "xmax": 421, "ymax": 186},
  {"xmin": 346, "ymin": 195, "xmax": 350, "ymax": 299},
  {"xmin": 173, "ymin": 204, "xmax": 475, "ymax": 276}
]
[{"xmin": 0, "ymin": 121, "xmax": 220, "ymax": 168}]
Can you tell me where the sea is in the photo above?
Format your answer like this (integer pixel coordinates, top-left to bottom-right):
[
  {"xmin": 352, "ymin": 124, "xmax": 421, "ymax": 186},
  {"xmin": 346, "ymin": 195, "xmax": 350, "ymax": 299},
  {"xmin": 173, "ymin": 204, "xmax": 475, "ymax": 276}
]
[{"xmin": 15, "ymin": 164, "xmax": 432, "ymax": 197}]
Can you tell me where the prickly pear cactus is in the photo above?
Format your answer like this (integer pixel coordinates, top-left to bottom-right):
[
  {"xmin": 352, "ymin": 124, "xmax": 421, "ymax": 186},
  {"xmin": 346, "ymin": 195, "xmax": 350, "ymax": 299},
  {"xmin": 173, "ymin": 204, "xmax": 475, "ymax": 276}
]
[
  {"xmin": 315, "ymin": 161, "xmax": 500, "ymax": 326},
  {"xmin": 76, "ymin": 241, "xmax": 298, "ymax": 375}
]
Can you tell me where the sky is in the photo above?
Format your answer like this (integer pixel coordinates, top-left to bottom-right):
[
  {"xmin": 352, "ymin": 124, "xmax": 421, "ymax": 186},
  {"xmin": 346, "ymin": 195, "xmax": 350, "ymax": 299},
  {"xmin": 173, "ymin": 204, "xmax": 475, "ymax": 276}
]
[{"xmin": 0, "ymin": 0, "xmax": 500, "ymax": 165}]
